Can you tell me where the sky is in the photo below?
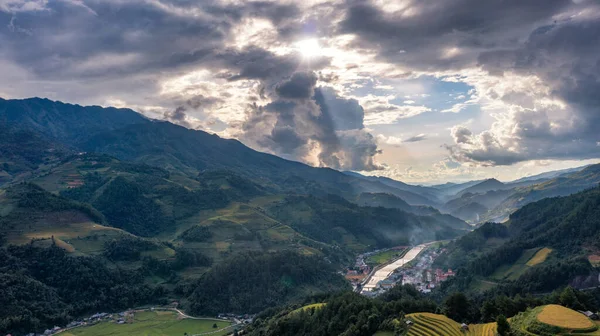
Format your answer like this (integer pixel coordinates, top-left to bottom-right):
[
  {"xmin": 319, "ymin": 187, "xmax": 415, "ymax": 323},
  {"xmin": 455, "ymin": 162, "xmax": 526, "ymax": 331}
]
[{"xmin": 1, "ymin": 0, "xmax": 599, "ymax": 184}]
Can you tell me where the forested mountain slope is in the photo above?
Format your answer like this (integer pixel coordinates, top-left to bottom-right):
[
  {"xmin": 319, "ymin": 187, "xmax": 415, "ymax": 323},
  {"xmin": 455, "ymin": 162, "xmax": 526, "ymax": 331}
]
[
  {"xmin": 437, "ymin": 185, "xmax": 600, "ymax": 296},
  {"xmin": 0, "ymin": 124, "xmax": 71, "ymax": 187}
]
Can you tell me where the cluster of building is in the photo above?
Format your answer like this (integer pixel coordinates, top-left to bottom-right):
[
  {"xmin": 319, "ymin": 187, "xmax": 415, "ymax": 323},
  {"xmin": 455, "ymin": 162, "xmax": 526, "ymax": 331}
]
[
  {"xmin": 344, "ymin": 253, "xmax": 371, "ymax": 287},
  {"xmin": 345, "ymin": 246, "xmax": 410, "ymax": 289},
  {"xmin": 18, "ymin": 311, "xmax": 134, "ymax": 336},
  {"xmin": 580, "ymin": 310, "xmax": 599, "ymax": 320},
  {"xmin": 63, "ymin": 173, "xmax": 84, "ymax": 188},
  {"xmin": 218, "ymin": 313, "xmax": 255, "ymax": 325},
  {"xmin": 393, "ymin": 247, "xmax": 454, "ymax": 293},
  {"xmin": 365, "ymin": 247, "xmax": 455, "ymax": 295}
]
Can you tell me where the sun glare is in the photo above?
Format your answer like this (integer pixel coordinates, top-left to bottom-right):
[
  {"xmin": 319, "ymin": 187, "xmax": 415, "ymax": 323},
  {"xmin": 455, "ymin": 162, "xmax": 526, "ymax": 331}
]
[{"xmin": 296, "ymin": 39, "xmax": 322, "ymax": 58}]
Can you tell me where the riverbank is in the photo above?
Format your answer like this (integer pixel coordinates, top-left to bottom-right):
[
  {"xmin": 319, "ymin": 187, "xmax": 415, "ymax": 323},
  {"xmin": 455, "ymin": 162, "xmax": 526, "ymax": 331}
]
[{"xmin": 361, "ymin": 243, "xmax": 431, "ymax": 293}]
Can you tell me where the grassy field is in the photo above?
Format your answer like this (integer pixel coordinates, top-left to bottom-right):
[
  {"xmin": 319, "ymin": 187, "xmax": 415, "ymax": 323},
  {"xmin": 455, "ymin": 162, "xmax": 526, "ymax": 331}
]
[
  {"xmin": 471, "ymin": 279, "xmax": 498, "ymax": 292},
  {"xmin": 366, "ymin": 248, "xmax": 408, "ymax": 267},
  {"xmin": 405, "ymin": 313, "xmax": 497, "ymax": 336},
  {"xmin": 373, "ymin": 332, "xmax": 394, "ymax": 336},
  {"xmin": 290, "ymin": 303, "xmax": 326, "ymax": 315},
  {"xmin": 526, "ymin": 247, "xmax": 552, "ymax": 266},
  {"xmin": 59, "ymin": 311, "xmax": 233, "ymax": 336}
]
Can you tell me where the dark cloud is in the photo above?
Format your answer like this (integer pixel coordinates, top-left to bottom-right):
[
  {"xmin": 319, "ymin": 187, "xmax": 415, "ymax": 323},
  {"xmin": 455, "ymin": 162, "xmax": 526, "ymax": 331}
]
[
  {"xmin": 449, "ymin": 10, "xmax": 600, "ymax": 165},
  {"xmin": 242, "ymin": 71, "xmax": 382, "ymax": 171},
  {"xmin": 276, "ymin": 72, "xmax": 318, "ymax": 99},
  {"xmin": 1, "ymin": 1, "xmax": 221, "ymax": 78},
  {"xmin": 0, "ymin": 0, "xmax": 310, "ymax": 80},
  {"xmin": 163, "ymin": 106, "xmax": 192, "ymax": 129},
  {"xmin": 162, "ymin": 95, "xmax": 226, "ymax": 130},
  {"xmin": 404, "ymin": 134, "xmax": 427, "ymax": 143},
  {"xmin": 340, "ymin": 0, "xmax": 573, "ymax": 70},
  {"xmin": 221, "ymin": 47, "xmax": 303, "ymax": 82},
  {"xmin": 314, "ymin": 87, "xmax": 364, "ymax": 131},
  {"xmin": 4, "ymin": 0, "xmax": 600, "ymax": 173}
]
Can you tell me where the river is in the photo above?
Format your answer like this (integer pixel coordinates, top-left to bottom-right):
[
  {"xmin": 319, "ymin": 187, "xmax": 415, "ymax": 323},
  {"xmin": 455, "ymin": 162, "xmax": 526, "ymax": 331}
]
[{"xmin": 361, "ymin": 242, "xmax": 434, "ymax": 292}]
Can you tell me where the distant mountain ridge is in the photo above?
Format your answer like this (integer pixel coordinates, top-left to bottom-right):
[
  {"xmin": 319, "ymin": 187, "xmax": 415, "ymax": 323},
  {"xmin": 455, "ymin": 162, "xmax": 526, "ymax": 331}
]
[
  {"xmin": 2, "ymin": 97, "xmax": 597, "ymax": 225},
  {"xmin": 0, "ymin": 97, "xmax": 148, "ymax": 142},
  {"xmin": 509, "ymin": 165, "xmax": 589, "ymax": 184},
  {"xmin": 0, "ymin": 96, "xmax": 469, "ymax": 256},
  {"xmin": 457, "ymin": 178, "xmax": 506, "ymax": 197}
]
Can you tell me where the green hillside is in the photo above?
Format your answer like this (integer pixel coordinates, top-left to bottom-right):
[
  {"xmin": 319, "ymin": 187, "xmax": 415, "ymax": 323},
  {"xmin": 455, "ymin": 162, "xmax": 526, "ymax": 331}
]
[
  {"xmin": 0, "ymin": 124, "xmax": 71, "ymax": 187},
  {"xmin": 438, "ymin": 185, "xmax": 600, "ymax": 296},
  {"xmin": 0, "ymin": 111, "xmax": 472, "ymax": 336}
]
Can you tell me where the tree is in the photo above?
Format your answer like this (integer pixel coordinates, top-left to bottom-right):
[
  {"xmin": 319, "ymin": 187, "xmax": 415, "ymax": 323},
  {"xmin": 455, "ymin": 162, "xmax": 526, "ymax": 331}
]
[
  {"xmin": 213, "ymin": 323, "xmax": 218, "ymax": 328},
  {"xmin": 480, "ymin": 300, "xmax": 498, "ymax": 322},
  {"xmin": 496, "ymin": 314, "xmax": 510, "ymax": 336},
  {"xmin": 559, "ymin": 286, "xmax": 582, "ymax": 310},
  {"xmin": 443, "ymin": 292, "xmax": 471, "ymax": 322}
]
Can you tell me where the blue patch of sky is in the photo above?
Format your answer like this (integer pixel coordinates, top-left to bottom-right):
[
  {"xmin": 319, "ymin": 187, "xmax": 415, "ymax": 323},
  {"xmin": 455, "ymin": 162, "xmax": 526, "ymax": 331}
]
[{"xmin": 352, "ymin": 75, "xmax": 481, "ymax": 131}]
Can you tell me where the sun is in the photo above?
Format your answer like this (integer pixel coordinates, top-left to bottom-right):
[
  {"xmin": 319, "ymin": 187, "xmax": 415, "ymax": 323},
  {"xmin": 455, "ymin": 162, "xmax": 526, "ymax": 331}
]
[{"xmin": 296, "ymin": 39, "xmax": 322, "ymax": 58}]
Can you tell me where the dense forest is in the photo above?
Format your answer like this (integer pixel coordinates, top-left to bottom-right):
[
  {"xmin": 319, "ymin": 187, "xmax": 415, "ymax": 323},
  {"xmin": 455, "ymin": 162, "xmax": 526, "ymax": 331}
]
[
  {"xmin": 245, "ymin": 285, "xmax": 600, "ymax": 336},
  {"xmin": 0, "ymin": 244, "xmax": 160, "ymax": 335},
  {"xmin": 245, "ymin": 285, "xmax": 435, "ymax": 336},
  {"xmin": 436, "ymin": 185, "xmax": 600, "ymax": 296},
  {"xmin": 181, "ymin": 251, "xmax": 349, "ymax": 315}
]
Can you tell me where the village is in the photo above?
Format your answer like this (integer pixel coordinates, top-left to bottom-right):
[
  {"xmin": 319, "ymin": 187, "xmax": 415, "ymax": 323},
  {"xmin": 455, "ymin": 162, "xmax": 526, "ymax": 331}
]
[
  {"xmin": 14, "ymin": 311, "xmax": 134, "ymax": 336},
  {"xmin": 13, "ymin": 306, "xmax": 252, "ymax": 336},
  {"xmin": 345, "ymin": 243, "xmax": 455, "ymax": 296}
]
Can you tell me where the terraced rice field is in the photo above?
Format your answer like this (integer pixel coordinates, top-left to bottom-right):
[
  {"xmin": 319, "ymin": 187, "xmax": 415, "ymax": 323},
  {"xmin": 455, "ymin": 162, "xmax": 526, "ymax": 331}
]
[
  {"xmin": 536, "ymin": 304, "xmax": 595, "ymax": 330},
  {"xmin": 466, "ymin": 323, "xmax": 498, "ymax": 336},
  {"xmin": 407, "ymin": 313, "xmax": 463, "ymax": 336},
  {"xmin": 406, "ymin": 313, "xmax": 497, "ymax": 336}
]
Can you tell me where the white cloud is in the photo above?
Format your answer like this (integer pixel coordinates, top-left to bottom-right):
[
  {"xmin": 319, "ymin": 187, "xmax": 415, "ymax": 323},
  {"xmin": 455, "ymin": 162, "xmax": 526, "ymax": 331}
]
[{"xmin": 357, "ymin": 94, "xmax": 431, "ymax": 125}]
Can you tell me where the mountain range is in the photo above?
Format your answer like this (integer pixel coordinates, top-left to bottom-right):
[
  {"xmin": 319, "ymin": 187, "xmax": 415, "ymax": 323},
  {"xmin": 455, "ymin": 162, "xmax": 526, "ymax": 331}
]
[{"xmin": 1, "ymin": 97, "xmax": 599, "ymax": 335}]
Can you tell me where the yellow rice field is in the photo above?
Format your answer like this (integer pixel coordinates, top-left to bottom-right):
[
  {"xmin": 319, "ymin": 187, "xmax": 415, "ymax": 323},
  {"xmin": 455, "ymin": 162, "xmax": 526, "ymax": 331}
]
[
  {"xmin": 406, "ymin": 313, "xmax": 497, "ymax": 336},
  {"xmin": 537, "ymin": 304, "xmax": 595, "ymax": 329},
  {"xmin": 526, "ymin": 247, "xmax": 552, "ymax": 266}
]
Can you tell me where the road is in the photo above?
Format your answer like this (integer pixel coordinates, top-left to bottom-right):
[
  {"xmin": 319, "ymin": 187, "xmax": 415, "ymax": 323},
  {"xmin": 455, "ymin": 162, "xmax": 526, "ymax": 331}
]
[{"xmin": 361, "ymin": 242, "xmax": 435, "ymax": 293}]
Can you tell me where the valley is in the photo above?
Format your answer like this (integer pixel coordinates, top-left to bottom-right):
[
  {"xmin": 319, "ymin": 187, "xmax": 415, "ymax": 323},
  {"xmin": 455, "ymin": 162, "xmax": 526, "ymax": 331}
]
[
  {"xmin": 56, "ymin": 309, "xmax": 235, "ymax": 336},
  {"xmin": 361, "ymin": 242, "xmax": 436, "ymax": 293},
  {"xmin": 0, "ymin": 97, "xmax": 599, "ymax": 336}
]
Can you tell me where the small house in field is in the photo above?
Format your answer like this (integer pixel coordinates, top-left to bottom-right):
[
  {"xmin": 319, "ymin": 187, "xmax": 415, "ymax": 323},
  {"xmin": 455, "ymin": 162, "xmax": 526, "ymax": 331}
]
[
  {"xmin": 405, "ymin": 320, "xmax": 414, "ymax": 326},
  {"xmin": 580, "ymin": 311, "xmax": 599, "ymax": 320},
  {"xmin": 460, "ymin": 323, "xmax": 469, "ymax": 331}
]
